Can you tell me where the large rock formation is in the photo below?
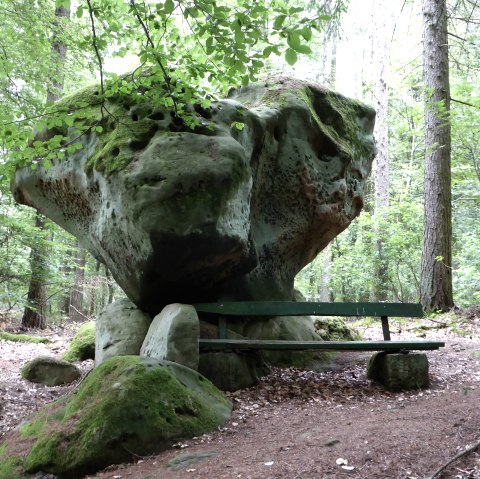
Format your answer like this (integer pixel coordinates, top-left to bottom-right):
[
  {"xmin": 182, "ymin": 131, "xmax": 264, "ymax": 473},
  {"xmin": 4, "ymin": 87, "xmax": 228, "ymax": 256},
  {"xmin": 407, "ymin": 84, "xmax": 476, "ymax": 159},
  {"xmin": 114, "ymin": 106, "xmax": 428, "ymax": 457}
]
[{"xmin": 12, "ymin": 76, "xmax": 375, "ymax": 313}]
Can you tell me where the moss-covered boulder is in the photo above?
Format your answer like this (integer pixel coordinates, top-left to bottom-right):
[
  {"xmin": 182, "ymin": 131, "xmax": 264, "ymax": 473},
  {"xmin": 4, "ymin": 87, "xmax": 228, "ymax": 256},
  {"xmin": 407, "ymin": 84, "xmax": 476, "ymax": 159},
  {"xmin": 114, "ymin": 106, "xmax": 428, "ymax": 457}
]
[
  {"xmin": 21, "ymin": 356, "xmax": 81, "ymax": 386},
  {"xmin": 243, "ymin": 315, "xmax": 333, "ymax": 368},
  {"xmin": 314, "ymin": 317, "xmax": 360, "ymax": 341},
  {"xmin": 63, "ymin": 321, "xmax": 95, "ymax": 363},
  {"xmin": 0, "ymin": 356, "xmax": 231, "ymax": 479},
  {"xmin": 12, "ymin": 76, "xmax": 375, "ymax": 313}
]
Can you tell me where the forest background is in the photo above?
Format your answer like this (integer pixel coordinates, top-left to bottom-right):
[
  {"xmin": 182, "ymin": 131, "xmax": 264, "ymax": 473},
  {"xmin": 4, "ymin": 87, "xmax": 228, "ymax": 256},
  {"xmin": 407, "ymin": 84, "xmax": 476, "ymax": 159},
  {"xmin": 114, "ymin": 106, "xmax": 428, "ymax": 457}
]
[{"xmin": 0, "ymin": 0, "xmax": 479, "ymax": 329}]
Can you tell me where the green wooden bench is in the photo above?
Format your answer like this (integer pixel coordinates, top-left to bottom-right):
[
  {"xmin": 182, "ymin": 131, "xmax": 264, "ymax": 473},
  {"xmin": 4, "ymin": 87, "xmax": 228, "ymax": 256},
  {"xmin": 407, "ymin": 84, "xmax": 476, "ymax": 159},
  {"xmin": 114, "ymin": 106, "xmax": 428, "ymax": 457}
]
[{"xmin": 193, "ymin": 301, "xmax": 445, "ymax": 352}]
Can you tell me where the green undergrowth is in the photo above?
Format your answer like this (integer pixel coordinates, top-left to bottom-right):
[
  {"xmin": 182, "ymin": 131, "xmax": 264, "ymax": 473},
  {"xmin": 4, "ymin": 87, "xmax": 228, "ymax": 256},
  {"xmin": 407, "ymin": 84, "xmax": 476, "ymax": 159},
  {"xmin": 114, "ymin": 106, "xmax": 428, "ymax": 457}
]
[{"xmin": 0, "ymin": 331, "xmax": 50, "ymax": 344}]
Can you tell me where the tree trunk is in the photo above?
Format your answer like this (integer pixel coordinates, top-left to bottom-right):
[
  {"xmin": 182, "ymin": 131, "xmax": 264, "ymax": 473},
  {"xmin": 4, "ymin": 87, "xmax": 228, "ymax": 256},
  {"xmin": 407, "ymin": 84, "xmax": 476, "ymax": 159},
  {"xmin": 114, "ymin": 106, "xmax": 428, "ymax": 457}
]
[
  {"xmin": 88, "ymin": 260, "xmax": 102, "ymax": 317},
  {"xmin": 69, "ymin": 242, "xmax": 87, "ymax": 321},
  {"xmin": 105, "ymin": 266, "xmax": 115, "ymax": 305},
  {"xmin": 372, "ymin": 0, "xmax": 391, "ymax": 302},
  {"xmin": 318, "ymin": 245, "xmax": 332, "ymax": 302},
  {"xmin": 420, "ymin": 0, "xmax": 454, "ymax": 311},
  {"xmin": 20, "ymin": 3, "xmax": 71, "ymax": 328},
  {"xmin": 22, "ymin": 213, "xmax": 48, "ymax": 329}
]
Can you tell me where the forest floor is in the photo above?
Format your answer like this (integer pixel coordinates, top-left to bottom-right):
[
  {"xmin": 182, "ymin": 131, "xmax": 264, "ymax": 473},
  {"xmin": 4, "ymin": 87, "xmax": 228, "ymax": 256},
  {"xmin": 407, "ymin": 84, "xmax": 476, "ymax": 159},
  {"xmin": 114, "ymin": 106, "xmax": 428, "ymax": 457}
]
[{"xmin": 1, "ymin": 309, "xmax": 479, "ymax": 479}]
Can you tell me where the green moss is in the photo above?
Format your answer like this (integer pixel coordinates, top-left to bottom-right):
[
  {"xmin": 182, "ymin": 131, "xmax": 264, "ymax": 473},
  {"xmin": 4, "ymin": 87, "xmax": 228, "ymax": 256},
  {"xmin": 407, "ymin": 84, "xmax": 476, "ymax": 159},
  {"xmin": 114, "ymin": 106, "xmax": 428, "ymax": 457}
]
[
  {"xmin": 0, "ymin": 455, "xmax": 23, "ymax": 479},
  {"xmin": 19, "ymin": 417, "xmax": 48, "ymax": 438},
  {"xmin": 314, "ymin": 317, "xmax": 360, "ymax": 341},
  {"xmin": 0, "ymin": 332, "xmax": 50, "ymax": 343},
  {"xmin": 47, "ymin": 75, "xmax": 172, "ymax": 176},
  {"xmin": 9, "ymin": 356, "xmax": 230, "ymax": 477},
  {"xmin": 24, "ymin": 433, "xmax": 64, "ymax": 473},
  {"xmin": 63, "ymin": 321, "xmax": 95, "ymax": 363},
  {"xmin": 0, "ymin": 444, "xmax": 23, "ymax": 479},
  {"xmin": 86, "ymin": 112, "xmax": 159, "ymax": 175}
]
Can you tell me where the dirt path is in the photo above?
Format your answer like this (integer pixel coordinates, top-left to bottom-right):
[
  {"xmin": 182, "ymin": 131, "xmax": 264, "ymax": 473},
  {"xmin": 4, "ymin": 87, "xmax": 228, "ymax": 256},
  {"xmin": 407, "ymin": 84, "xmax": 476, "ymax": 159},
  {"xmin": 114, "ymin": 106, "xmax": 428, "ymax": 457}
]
[{"xmin": 1, "ymin": 316, "xmax": 479, "ymax": 479}]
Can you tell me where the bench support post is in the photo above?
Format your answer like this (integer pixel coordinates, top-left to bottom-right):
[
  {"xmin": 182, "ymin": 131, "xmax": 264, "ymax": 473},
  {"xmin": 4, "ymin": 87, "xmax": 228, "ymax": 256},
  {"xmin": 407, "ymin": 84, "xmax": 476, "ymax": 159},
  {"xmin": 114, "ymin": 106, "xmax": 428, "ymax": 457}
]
[
  {"xmin": 381, "ymin": 316, "xmax": 391, "ymax": 341},
  {"xmin": 218, "ymin": 317, "xmax": 227, "ymax": 339}
]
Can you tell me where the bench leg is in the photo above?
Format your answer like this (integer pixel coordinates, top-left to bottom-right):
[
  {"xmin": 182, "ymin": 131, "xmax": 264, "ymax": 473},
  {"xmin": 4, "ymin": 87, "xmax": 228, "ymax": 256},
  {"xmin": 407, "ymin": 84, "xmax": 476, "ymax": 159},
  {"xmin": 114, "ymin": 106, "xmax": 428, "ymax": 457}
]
[
  {"xmin": 381, "ymin": 316, "xmax": 391, "ymax": 341},
  {"xmin": 218, "ymin": 317, "xmax": 227, "ymax": 339}
]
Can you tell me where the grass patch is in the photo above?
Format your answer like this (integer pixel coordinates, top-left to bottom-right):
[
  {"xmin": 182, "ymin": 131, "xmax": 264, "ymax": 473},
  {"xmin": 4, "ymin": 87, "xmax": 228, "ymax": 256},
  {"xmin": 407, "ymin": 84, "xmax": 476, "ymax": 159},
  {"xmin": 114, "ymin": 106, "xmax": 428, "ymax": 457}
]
[{"xmin": 0, "ymin": 331, "xmax": 50, "ymax": 344}]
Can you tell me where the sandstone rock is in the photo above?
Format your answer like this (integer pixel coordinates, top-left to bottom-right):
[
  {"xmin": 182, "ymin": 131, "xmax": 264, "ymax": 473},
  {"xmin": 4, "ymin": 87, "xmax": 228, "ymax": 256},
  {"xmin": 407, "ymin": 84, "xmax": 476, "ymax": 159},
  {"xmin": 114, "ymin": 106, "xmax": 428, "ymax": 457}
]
[
  {"xmin": 367, "ymin": 352, "xmax": 429, "ymax": 390},
  {"xmin": 197, "ymin": 320, "xmax": 265, "ymax": 390},
  {"xmin": 12, "ymin": 76, "xmax": 375, "ymax": 313},
  {"xmin": 95, "ymin": 298, "xmax": 151, "ymax": 365},
  {"xmin": 198, "ymin": 351, "xmax": 265, "ymax": 391},
  {"xmin": 244, "ymin": 315, "xmax": 326, "ymax": 368},
  {"xmin": 140, "ymin": 303, "xmax": 199, "ymax": 370},
  {"xmin": 2, "ymin": 356, "xmax": 231, "ymax": 478},
  {"xmin": 21, "ymin": 356, "xmax": 81, "ymax": 386},
  {"xmin": 63, "ymin": 321, "xmax": 95, "ymax": 363}
]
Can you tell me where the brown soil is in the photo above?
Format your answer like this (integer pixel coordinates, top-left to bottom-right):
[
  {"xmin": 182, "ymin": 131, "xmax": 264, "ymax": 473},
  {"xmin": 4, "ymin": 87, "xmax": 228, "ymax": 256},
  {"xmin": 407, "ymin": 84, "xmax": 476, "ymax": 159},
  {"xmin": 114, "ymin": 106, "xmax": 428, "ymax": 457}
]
[{"xmin": 1, "ymin": 312, "xmax": 479, "ymax": 479}]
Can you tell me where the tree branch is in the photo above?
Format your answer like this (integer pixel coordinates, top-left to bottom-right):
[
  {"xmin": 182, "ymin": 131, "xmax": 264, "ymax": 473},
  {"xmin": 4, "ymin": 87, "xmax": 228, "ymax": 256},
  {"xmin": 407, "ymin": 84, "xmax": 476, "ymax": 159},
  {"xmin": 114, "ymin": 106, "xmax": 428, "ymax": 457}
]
[
  {"xmin": 428, "ymin": 438, "xmax": 480, "ymax": 479},
  {"xmin": 129, "ymin": 0, "xmax": 178, "ymax": 116},
  {"xmin": 86, "ymin": 0, "xmax": 105, "ymax": 118},
  {"xmin": 450, "ymin": 97, "xmax": 480, "ymax": 109}
]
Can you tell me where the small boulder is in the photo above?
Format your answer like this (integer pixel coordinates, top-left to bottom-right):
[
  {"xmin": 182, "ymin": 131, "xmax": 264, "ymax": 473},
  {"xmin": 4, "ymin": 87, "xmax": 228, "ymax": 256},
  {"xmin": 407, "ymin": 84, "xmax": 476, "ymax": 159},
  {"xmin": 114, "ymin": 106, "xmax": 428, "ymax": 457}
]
[
  {"xmin": 21, "ymin": 356, "xmax": 81, "ymax": 386},
  {"xmin": 63, "ymin": 321, "xmax": 95, "ymax": 362},
  {"xmin": 367, "ymin": 352, "xmax": 429, "ymax": 390},
  {"xmin": 95, "ymin": 299, "xmax": 151, "ymax": 365},
  {"xmin": 140, "ymin": 304, "xmax": 199, "ymax": 370}
]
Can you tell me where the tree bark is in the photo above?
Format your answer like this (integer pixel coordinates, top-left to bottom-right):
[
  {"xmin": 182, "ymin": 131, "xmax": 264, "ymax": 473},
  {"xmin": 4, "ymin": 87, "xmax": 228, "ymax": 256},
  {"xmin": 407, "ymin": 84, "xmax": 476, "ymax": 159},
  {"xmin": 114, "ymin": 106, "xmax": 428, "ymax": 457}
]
[
  {"xmin": 69, "ymin": 241, "xmax": 86, "ymax": 321},
  {"xmin": 372, "ymin": 0, "xmax": 391, "ymax": 302},
  {"xmin": 20, "ymin": 3, "xmax": 71, "ymax": 328},
  {"xmin": 420, "ymin": 0, "xmax": 454, "ymax": 311},
  {"xmin": 21, "ymin": 213, "xmax": 48, "ymax": 329}
]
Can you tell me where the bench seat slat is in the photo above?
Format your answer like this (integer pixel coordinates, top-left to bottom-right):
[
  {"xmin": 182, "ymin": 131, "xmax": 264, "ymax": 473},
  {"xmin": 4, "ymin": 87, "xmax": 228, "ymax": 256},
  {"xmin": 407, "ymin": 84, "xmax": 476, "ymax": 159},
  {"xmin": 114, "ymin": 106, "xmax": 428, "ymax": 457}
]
[
  {"xmin": 194, "ymin": 301, "xmax": 423, "ymax": 318},
  {"xmin": 199, "ymin": 339, "xmax": 445, "ymax": 351}
]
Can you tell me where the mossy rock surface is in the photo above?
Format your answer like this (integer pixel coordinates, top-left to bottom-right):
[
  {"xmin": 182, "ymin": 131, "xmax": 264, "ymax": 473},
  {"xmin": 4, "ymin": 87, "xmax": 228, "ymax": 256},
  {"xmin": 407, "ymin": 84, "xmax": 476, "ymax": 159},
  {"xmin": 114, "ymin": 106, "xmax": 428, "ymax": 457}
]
[
  {"xmin": 63, "ymin": 321, "xmax": 95, "ymax": 362},
  {"xmin": 21, "ymin": 356, "xmax": 81, "ymax": 386},
  {"xmin": 12, "ymin": 75, "xmax": 375, "ymax": 314},
  {"xmin": 0, "ymin": 356, "xmax": 231, "ymax": 479},
  {"xmin": 314, "ymin": 317, "xmax": 360, "ymax": 341}
]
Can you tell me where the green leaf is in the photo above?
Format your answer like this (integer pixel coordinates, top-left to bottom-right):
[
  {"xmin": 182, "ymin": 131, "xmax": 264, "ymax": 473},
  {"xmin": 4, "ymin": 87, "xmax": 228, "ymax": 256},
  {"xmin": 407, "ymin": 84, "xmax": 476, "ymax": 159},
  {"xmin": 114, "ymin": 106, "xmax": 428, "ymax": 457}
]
[
  {"xmin": 263, "ymin": 46, "xmax": 274, "ymax": 58},
  {"xmin": 273, "ymin": 15, "xmax": 287, "ymax": 30},
  {"xmin": 299, "ymin": 26, "xmax": 312, "ymax": 41},
  {"xmin": 287, "ymin": 31, "xmax": 312, "ymax": 54},
  {"xmin": 296, "ymin": 44, "xmax": 312, "ymax": 54},
  {"xmin": 164, "ymin": 0, "xmax": 175, "ymax": 14},
  {"xmin": 289, "ymin": 6, "xmax": 304, "ymax": 14},
  {"xmin": 285, "ymin": 48, "xmax": 297, "ymax": 65},
  {"xmin": 231, "ymin": 121, "xmax": 245, "ymax": 131}
]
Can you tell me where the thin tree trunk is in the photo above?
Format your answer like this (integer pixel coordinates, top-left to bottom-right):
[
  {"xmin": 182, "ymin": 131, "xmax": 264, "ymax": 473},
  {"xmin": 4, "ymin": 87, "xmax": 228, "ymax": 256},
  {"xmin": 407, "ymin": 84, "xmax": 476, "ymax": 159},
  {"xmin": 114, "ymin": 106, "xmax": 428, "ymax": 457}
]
[
  {"xmin": 319, "ymin": 245, "xmax": 332, "ymax": 302},
  {"xmin": 22, "ymin": 214, "xmax": 48, "ymax": 329},
  {"xmin": 372, "ymin": 0, "xmax": 391, "ymax": 302},
  {"xmin": 105, "ymin": 266, "xmax": 115, "ymax": 305},
  {"xmin": 21, "ymin": 3, "xmax": 71, "ymax": 328},
  {"xmin": 88, "ymin": 260, "xmax": 102, "ymax": 317},
  {"xmin": 420, "ymin": 0, "xmax": 454, "ymax": 311},
  {"xmin": 69, "ymin": 241, "xmax": 86, "ymax": 321}
]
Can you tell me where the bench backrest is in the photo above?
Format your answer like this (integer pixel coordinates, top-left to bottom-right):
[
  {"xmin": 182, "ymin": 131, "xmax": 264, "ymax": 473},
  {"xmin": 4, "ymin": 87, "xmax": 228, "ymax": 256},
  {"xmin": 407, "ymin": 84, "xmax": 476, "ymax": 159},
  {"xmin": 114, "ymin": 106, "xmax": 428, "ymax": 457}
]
[{"xmin": 193, "ymin": 301, "xmax": 423, "ymax": 318}]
